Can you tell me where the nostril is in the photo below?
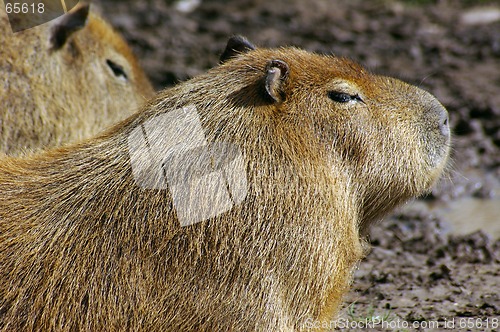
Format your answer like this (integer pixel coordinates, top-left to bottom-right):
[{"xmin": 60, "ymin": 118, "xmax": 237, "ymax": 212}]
[
  {"xmin": 428, "ymin": 99, "xmax": 450, "ymax": 138},
  {"xmin": 439, "ymin": 110, "xmax": 450, "ymax": 137}
]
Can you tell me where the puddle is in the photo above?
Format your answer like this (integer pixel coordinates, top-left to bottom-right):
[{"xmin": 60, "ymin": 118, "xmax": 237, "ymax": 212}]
[
  {"xmin": 405, "ymin": 187, "xmax": 500, "ymax": 239},
  {"xmin": 434, "ymin": 196, "xmax": 500, "ymax": 239}
]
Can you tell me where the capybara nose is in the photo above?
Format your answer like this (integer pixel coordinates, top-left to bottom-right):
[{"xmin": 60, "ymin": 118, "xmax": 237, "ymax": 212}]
[
  {"xmin": 438, "ymin": 106, "xmax": 450, "ymax": 137},
  {"xmin": 430, "ymin": 100, "xmax": 450, "ymax": 138}
]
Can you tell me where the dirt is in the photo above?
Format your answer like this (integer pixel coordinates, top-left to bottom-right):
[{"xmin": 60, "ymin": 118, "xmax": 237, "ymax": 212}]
[{"xmin": 92, "ymin": 0, "xmax": 500, "ymax": 330}]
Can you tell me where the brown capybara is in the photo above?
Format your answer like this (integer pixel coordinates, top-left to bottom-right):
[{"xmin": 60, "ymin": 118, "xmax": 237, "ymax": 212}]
[
  {"xmin": 0, "ymin": 36, "xmax": 450, "ymax": 331},
  {"xmin": 0, "ymin": 3, "xmax": 154, "ymax": 156}
]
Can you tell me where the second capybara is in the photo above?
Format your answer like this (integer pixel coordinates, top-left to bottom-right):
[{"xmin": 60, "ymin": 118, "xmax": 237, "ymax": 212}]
[
  {"xmin": 0, "ymin": 37, "xmax": 450, "ymax": 331},
  {"xmin": 0, "ymin": 3, "xmax": 154, "ymax": 155}
]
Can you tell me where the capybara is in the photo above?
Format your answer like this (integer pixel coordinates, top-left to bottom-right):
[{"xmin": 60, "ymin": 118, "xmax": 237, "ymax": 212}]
[
  {"xmin": 0, "ymin": 36, "xmax": 450, "ymax": 331},
  {"xmin": 0, "ymin": 3, "xmax": 154, "ymax": 155}
]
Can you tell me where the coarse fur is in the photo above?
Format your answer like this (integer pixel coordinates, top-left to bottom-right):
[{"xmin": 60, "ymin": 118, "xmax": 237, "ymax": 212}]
[
  {"xmin": 0, "ymin": 39, "xmax": 450, "ymax": 331},
  {"xmin": 0, "ymin": 3, "xmax": 153, "ymax": 156}
]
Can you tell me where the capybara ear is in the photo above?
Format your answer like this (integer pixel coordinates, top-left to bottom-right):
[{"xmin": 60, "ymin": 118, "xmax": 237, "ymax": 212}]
[
  {"xmin": 264, "ymin": 59, "xmax": 289, "ymax": 103},
  {"xmin": 219, "ymin": 35, "xmax": 256, "ymax": 63},
  {"xmin": 50, "ymin": 4, "xmax": 90, "ymax": 50}
]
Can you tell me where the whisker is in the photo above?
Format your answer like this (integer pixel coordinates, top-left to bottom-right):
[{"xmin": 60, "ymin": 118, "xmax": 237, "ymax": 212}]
[{"xmin": 417, "ymin": 72, "xmax": 438, "ymax": 89}]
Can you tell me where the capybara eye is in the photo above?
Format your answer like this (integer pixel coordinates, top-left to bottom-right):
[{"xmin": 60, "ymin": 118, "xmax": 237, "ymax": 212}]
[
  {"xmin": 328, "ymin": 91, "xmax": 354, "ymax": 103},
  {"xmin": 106, "ymin": 59, "xmax": 128, "ymax": 80}
]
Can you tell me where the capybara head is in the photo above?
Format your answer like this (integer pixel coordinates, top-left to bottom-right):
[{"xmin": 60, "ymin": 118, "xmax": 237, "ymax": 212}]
[
  {"xmin": 0, "ymin": 36, "xmax": 450, "ymax": 330},
  {"xmin": 213, "ymin": 36, "xmax": 450, "ymax": 231},
  {"xmin": 0, "ymin": 3, "xmax": 154, "ymax": 155}
]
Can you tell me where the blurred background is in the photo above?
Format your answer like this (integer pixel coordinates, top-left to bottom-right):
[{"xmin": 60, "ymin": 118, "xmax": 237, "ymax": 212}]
[{"xmin": 93, "ymin": 0, "xmax": 499, "ymax": 326}]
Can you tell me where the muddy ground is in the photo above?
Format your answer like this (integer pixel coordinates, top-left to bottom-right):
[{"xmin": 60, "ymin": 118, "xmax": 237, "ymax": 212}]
[{"xmin": 93, "ymin": 0, "xmax": 499, "ymax": 330}]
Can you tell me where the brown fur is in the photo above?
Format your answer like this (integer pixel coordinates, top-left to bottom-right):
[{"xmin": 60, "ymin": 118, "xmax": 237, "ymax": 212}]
[
  {"xmin": 0, "ymin": 41, "xmax": 450, "ymax": 331},
  {"xmin": 0, "ymin": 4, "xmax": 153, "ymax": 156}
]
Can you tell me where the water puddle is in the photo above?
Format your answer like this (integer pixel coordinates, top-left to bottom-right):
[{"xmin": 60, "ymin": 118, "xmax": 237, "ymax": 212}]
[
  {"xmin": 433, "ymin": 196, "xmax": 500, "ymax": 239},
  {"xmin": 406, "ymin": 187, "xmax": 500, "ymax": 239}
]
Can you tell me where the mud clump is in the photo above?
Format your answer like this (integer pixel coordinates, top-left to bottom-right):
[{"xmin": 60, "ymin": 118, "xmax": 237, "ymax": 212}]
[{"xmin": 346, "ymin": 213, "xmax": 499, "ymax": 328}]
